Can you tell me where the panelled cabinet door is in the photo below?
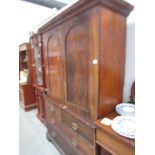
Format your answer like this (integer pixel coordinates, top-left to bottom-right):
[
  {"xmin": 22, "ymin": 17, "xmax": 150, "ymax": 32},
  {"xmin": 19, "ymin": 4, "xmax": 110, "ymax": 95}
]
[
  {"xmin": 31, "ymin": 34, "xmax": 44, "ymax": 86},
  {"xmin": 45, "ymin": 27, "xmax": 64, "ymax": 102},
  {"xmin": 43, "ymin": 8, "xmax": 101, "ymax": 121},
  {"xmin": 62, "ymin": 9, "xmax": 99, "ymax": 119},
  {"xmin": 65, "ymin": 17, "xmax": 89, "ymax": 115}
]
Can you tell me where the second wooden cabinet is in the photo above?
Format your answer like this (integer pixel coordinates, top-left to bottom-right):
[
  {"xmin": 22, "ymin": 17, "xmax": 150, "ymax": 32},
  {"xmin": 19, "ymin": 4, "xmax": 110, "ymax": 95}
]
[{"xmin": 19, "ymin": 43, "xmax": 36, "ymax": 111}]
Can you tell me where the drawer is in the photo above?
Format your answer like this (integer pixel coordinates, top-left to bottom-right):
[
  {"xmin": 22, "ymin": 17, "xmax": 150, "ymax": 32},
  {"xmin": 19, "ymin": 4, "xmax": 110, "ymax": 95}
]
[
  {"xmin": 101, "ymin": 148, "xmax": 113, "ymax": 155},
  {"xmin": 46, "ymin": 116, "xmax": 62, "ymax": 131},
  {"xmin": 45, "ymin": 100, "xmax": 61, "ymax": 118},
  {"xmin": 62, "ymin": 110, "xmax": 95, "ymax": 145},
  {"xmin": 62, "ymin": 124, "xmax": 94, "ymax": 155},
  {"xmin": 48, "ymin": 126, "xmax": 80, "ymax": 155}
]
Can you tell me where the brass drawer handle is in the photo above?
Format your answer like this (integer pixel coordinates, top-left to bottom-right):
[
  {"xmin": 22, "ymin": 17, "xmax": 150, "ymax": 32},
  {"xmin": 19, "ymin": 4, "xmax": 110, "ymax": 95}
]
[
  {"xmin": 71, "ymin": 139, "xmax": 78, "ymax": 148},
  {"xmin": 51, "ymin": 118, "xmax": 55, "ymax": 125},
  {"xmin": 51, "ymin": 131, "xmax": 56, "ymax": 138},
  {"xmin": 50, "ymin": 106, "xmax": 54, "ymax": 112},
  {"xmin": 71, "ymin": 122, "xmax": 79, "ymax": 131}
]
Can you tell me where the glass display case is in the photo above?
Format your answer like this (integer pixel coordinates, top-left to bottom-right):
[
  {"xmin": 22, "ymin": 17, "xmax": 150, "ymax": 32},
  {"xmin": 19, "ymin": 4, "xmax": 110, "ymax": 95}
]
[
  {"xmin": 34, "ymin": 46, "xmax": 43, "ymax": 85},
  {"xmin": 31, "ymin": 33, "xmax": 46, "ymax": 122}
]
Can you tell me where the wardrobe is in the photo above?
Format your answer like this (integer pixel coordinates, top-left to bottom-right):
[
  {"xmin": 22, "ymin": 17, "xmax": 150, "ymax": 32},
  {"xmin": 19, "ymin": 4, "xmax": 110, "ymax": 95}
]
[{"xmin": 38, "ymin": 0, "xmax": 133, "ymax": 154}]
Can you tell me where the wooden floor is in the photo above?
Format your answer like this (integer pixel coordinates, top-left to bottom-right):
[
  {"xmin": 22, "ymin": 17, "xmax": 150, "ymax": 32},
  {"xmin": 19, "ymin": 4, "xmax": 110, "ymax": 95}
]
[{"xmin": 19, "ymin": 105, "xmax": 60, "ymax": 155}]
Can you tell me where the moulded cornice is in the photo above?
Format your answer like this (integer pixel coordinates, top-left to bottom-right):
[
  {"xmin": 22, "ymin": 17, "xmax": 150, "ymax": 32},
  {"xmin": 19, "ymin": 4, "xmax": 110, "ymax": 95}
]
[{"xmin": 38, "ymin": 0, "xmax": 134, "ymax": 33}]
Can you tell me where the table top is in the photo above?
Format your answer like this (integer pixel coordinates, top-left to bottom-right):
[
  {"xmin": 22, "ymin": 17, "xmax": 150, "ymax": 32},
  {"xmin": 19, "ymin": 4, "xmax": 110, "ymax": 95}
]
[{"xmin": 95, "ymin": 112, "xmax": 135, "ymax": 148}]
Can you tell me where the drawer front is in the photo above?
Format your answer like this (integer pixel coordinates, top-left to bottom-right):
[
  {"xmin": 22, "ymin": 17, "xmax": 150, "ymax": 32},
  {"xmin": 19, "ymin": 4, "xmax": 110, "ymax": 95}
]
[
  {"xmin": 45, "ymin": 100, "xmax": 61, "ymax": 118},
  {"xmin": 62, "ymin": 110, "xmax": 94, "ymax": 145},
  {"xmin": 101, "ymin": 148, "xmax": 113, "ymax": 155},
  {"xmin": 62, "ymin": 124, "xmax": 94, "ymax": 155},
  {"xmin": 45, "ymin": 100, "xmax": 62, "ymax": 130},
  {"xmin": 46, "ymin": 116, "xmax": 62, "ymax": 131},
  {"xmin": 48, "ymin": 126, "xmax": 80, "ymax": 155}
]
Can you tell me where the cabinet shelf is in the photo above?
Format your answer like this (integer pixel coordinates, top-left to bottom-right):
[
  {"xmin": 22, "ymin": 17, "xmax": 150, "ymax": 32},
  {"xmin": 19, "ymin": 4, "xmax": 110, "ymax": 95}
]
[{"xmin": 19, "ymin": 43, "xmax": 33, "ymax": 83}]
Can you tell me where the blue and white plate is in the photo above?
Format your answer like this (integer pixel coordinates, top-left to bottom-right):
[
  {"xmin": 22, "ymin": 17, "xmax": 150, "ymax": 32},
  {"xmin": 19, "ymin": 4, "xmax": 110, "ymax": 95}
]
[
  {"xmin": 111, "ymin": 116, "xmax": 135, "ymax": 139},
  {"xmin": 115, "ymin": 103, "xmax": 135, "ymax": 116}
]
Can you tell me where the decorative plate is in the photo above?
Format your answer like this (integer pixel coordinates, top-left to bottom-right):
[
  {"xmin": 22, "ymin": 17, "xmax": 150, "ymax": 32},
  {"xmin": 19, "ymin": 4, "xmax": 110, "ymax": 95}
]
[
  {"xmin": 111, "ymin": 116, "xmax": 135, "ymax": 139},
  {"xmin": 115, "ymin": 103, "xmax": 135, "ymax": 116}
]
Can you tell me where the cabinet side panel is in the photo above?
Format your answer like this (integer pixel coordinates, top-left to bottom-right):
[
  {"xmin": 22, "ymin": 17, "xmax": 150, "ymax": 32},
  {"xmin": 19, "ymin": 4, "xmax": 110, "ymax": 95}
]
[{"xmin": 99, "ymin": 7, "xmax": 126, "ymax": 117}]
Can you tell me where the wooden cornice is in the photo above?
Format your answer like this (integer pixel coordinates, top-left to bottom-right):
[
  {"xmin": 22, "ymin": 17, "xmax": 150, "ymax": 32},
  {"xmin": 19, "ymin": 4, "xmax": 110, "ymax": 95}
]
[
  {"xmin": 19, "ymin": 43, "xmax": 31, "ymax": 51},
  {"xmin": 99, "ymin": 0, "xmax": 134, "ymax": 17},
  {"xmin": 38, "ymin": 0, "xmax": 134, "ymax": 33}
]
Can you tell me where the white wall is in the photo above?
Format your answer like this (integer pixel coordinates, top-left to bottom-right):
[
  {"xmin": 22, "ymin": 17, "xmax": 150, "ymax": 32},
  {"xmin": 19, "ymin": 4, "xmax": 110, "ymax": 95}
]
[{"xmin": 18, "ymin": 1, "xmax": 57, "ymax": 44}]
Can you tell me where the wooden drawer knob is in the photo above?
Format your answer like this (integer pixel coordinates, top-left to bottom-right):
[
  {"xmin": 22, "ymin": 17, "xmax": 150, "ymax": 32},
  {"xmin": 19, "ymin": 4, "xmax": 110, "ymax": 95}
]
[{"xmin": 72, "ymin": 122, "xmax": 79, "ymax": 131}]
